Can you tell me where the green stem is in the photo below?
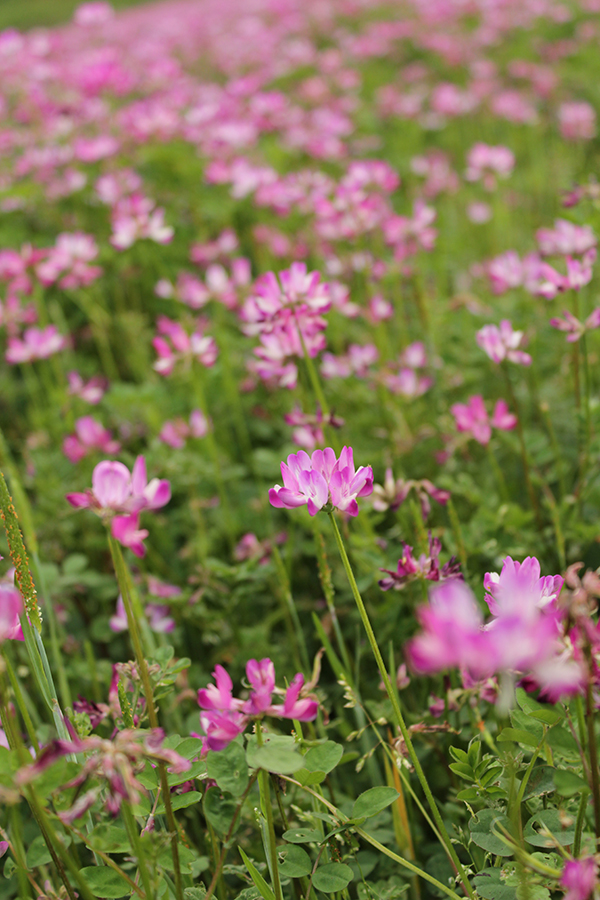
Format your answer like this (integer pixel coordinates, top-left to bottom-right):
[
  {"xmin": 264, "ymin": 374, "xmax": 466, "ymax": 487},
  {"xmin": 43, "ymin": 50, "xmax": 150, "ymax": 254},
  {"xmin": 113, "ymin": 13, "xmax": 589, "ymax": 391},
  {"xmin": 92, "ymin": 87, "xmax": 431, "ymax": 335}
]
[
  {"xmin": 280, "ymin": 776, "xmax": 463, "ymax": 900},
  {"xmin": 256, "ymin": 727, "xmax": 283, "ymax": 900},
  {"xmin": 121, "ymin": 801, "xmax": 155, "ymax": 900},
  {"xmin": 573, "ymin": 791, "xmax": 588, "ymax": 858},
  {"xmin": 108, "ymin": 536, "xmax": 184, "ymax": 900},
  {"xmin": 326, "ymin": 512, "xmax": 475, "ymax": 900},
  {"xmin": 2, "ymin": 649, "xmax": 39, "ymax": 752},
  {"xmin": 202, "ymin": 774, "xmax": 258, "ymax": 900},
  {"xmin": 585, "ymin": 679, "xmax": 600, "ymax": 842}
]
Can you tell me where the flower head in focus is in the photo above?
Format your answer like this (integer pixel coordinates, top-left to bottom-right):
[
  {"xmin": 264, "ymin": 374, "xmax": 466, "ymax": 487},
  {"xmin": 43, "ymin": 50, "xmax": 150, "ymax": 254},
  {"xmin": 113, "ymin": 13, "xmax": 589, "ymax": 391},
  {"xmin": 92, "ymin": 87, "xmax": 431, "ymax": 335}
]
[
  {"xmin": 269, "ymin": 446, "xmax": 373, "ymax": 517},
  {"xmin": 197, "ymin": 658, "xmax": 318, "ymax": 753}
]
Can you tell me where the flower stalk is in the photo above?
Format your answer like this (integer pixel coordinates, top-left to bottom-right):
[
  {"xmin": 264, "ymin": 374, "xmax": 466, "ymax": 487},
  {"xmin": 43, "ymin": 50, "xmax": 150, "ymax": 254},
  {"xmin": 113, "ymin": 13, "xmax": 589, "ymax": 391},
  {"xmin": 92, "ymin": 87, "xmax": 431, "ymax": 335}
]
[{"xmin": 326, "ymin": 511, "xmax": 475, "ymax": 900}]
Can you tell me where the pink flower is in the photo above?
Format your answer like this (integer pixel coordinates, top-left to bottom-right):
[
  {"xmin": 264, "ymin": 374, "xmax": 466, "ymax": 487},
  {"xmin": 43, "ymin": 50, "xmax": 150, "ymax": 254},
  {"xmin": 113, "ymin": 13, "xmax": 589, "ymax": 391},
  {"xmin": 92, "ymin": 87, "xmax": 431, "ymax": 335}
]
[
  {"xmin": 63, "ymin": 417, "xmax": 121, "ymax": 463},
  {"xmin": 74, "ymin": 2, "xmax": 114, "ymax": 26},
  {"xmin": 406, "ymin": 580, "xmax": 492, "ymax": 678},
  {"xmin": 6, "ymin": 326, "xmax": 69, "ymax": 364},
  {"xmin": 371, "ymin": 471, "xmax": 449, "ymax": 517},
  {"xmin": 559, "ymin": 102, "xmax": 596, "ymax": 141},
  {"xmin": 110, "ymin": 194, "xmax": 173, "ymax": 250},
  {"xmin": 560, "ymin": 858, "xmax": 597, "ymax": 900},
  {"xmin": 551, "ymin": 308, "xmax": 600, "ymax": 342},
  {"xmin": 279, "ymin": 674, "xmax": 318, "ymax": 721},
  {"xmin": 379, "ymin": 535, "xmax": 461, "ymax": 591},
  {"xmin": 66, "ymin": 457, "xmax": 170, "ymax": 557},
  {"xmin": 197, "ymin": 659, "xmax": 318, "ymax": 752},
  {"xmin": 153, "ymin": 317, "xmax": 217, "ymax": 376},
  {"xmin": 476, "ymin": 320, "xmax": 532, "ymax": 366},
  {"xmin": 111, "ymin": 514, "xmax": 149, "ymax": 558},
  {"xmin": 269, "ymin": 447, "xmax": 373, "ymax": 517},
  {"xmin": 465, "ymin": 143, "xmax": 515, "ymax": 189},
  {"xmin": 244, "ymin": 659, "xmax": 276, "ymax": 715},
  {"xmin": 537, "ymin": 220, "xmax": 596, "ymax": 257},
  {"xmin": 451, "ymin": 396, "xmax": 516, "ymax": 445},
  {"xmin": 67, "ymin": 371, "xmax": 107, "ymax": 405},
  {"xmin": 269, "ymin": 450, "xmax": 329, "ymax": 517},
  {"xmin": 483, "ymin": 556, "xmax": 563, "ymax": 620},
  {"xmin": 158, "ymin": 410, "xmax": 209, "ymax": 448},
  {"xmin": 0, "ymin": 580, "xmax": 24, "ymax": 642}
]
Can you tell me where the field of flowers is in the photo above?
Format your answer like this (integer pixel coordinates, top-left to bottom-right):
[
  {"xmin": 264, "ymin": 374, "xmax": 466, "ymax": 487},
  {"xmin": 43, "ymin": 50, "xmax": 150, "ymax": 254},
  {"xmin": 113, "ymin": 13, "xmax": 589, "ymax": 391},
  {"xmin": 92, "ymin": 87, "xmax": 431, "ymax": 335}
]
[{"xmin": 1, "ymin": 0, "xmax": 600, "ymax": 898}]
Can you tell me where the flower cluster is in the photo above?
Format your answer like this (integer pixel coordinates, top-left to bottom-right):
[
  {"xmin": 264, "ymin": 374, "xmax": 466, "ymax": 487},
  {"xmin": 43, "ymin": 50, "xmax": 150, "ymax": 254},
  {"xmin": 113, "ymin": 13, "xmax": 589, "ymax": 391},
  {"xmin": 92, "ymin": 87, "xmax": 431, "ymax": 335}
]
[
  {"xmin": 405, "ymin": 556, "xmax": 585, "ymax": 701},
  {"xmin": 66, "ymin": 457, "xmax": 170, "ymax": 557},
  {"xmin": 269, "ymin": 446, "xmax": 373, "ymax": 517},
  {"xmin": 16, "ymin": 727, "xmax": 190, "ymax": 820},
  {"xmin": 197, "ymin": 659, "xmax": 318, "ymax": 752},
  {"xmin": 242, "ymin": 263, "xmax": 331, "ymax": 389},
  {"xmin": 451, "ymin": 396, "xmax": 516, "ymax": 445}
]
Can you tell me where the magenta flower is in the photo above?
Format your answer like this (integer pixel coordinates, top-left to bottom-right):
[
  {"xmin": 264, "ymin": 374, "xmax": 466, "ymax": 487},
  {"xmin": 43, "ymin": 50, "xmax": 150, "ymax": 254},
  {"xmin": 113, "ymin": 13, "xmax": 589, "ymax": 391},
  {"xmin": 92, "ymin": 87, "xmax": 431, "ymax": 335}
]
[
  {"xmin": 371, "ymin": 470, "xmax": 449, "ymax": 518},
  {"xmin": 483, "ymin": 556, "xmax": 563, "ymax": 620},
  {"xmin": 451, "ymin": 395, "xmax": 517, "ymax": 446},
  {"xmin": 67, "ymin": 371, "xmax": 107, "ymax": 405},
  {"xmin": 476, "ymin": 320, "xmax": 531, "ymax": 366},
  {"xmin": 197, "ymin": 658, "xmax": 318, "ymax": 753},
  {"xmin": 269, "ymin": 447, "xmax": 373, "ymax": 517},
  {"xmin": 281, "ymin": 674, "xmax": 318, "ymax": 720},
  {"xmin": 560, "ymin": 858, "xmax": 597, "ymax": 900},
  {"xmin": 153, "ymin": 316, "xmax": 218, "ymax": 376},
  {"xmin": 158, "ymin": 409, "xmax": 208, "ymax": 448},
  {"xmin": 6, "ymin": 326, "xmax": 69, "ymax": 365},
  {"xmin": 0, "ymin": 579, "xmax": 24, "ymax": 642},
  {"xmin": 110, "ymin": 596, "xmax": 175, "ymax": 632},
  {"xmin": 379, "ymin": 535, "xmax": 461, "ymax": 590},
  {"xmin": 405, "ymin": 555, "xmax": 579, "ymax": 700},
  {"xmin": 63, "ymin": 416, "xmax": 121, "ymax": 464},
  {"xmin": 66, "ymin": 457, "xmax": 170, "ymax": 557},
  {"xmin": 537, "ymin": 219, "xmax": 596, "ymax": 257},
  {"xmin": 406, "ymin": 580, "xmax": 493, "ymax": 678},
  {"xmin": 551, "ymin": 308, "xmax": 600, "ymax": 343},
  {"xmin": 111, "ymin": 513, "xmax": 149, "ymax": 558},
  {"xmin": 558, "ymin": 102, "xmax": 597, "ymax": 142}
]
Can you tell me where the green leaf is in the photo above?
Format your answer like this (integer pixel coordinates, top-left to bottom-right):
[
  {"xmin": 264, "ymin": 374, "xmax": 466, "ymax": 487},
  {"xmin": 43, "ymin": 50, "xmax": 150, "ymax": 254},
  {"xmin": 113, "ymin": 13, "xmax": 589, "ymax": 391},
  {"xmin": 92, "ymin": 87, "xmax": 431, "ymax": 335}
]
[
  {"xmin": 91, "ymin": 826, "xmax": 130, "ymax": 853},
  {"xmin": 516, "ymin": 886, "xmax": 550, "ymax": 900},
  {"xmin": 156, "ymin": 791, "xmax": 202, "ymax": 815},
  {"xmin": 79, "ymin": 867, "xmax": 130, "ymax": 898},
  {"xmin": 295, "ymin": 769, "xmax": 326, "ymax": 787},
  {"xmin": 472, "ymin": 869, "xmax": 517, "ymax": 900},
  {"xmin": 278, "ymin": 845, "xmax": 312, "ymax": 878},
  {"xmin": 522, "ymin": 766, "xmax": 555, "ymax": 800},
  {"xmin": 469, "ymin": 810, "xmax": 513, "ymax": 857},
  {"xmin": 204, "ymin": 788, "xmax": 239, "ymax": 835},
  {"xmin": 528, "ymin": 709, "xmax": 562, "ymax": 726},
  {"xmin": 523, "ymin": 810, "xmax": 575, "ymax": 847},
  {"xmin": 282, "ymin": 829, "xmax": 322, "ymax": 844},
  {"xmin": 248, "ymin": 744, "xmax": 304, "ymax": 775},
  {"xmin": 509, "ymin": 709, "xmax": 544, "ymax": 743},
  {"xmin": 312, "ymin": 863, "xmax": 353, "ymax": 893},
  {"xmin": 456, "ymin": 787, "xmax": 481, "ymax": 802},
  {"xmin": 497, "ymin": 728, "xmax": 540, "ymax": 748},
  {"xmin": 553, "ymin": 769, "xmax": 589, "ymax": 798},
  {"xmin": 449, "ymin": 746, "xmax": 469, "ymax": 764},
  {"xmin": 157, "ymin": 843, "xmax": 199, "ymax": 874},
  {"xmin": 449, "ymin": 762, "xmax": 475, "ymax": 781},
  {"xmin": 207, "ymin": 742, "xmax": 249, "ymax": 797},
  {"xmin": 352, "ymin": 787, "xmax": 399, "ymax": 819},
  {"xmin": 26, "ymin": 836, "xmax": 53, "ymax": 868},
  {"xmin": 238, "ymin": 847, "xmax": 275, "ymax": 900},
  {"xmin": 303, "ymin": 742, "xmax": 343, "ymax": 774}
]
